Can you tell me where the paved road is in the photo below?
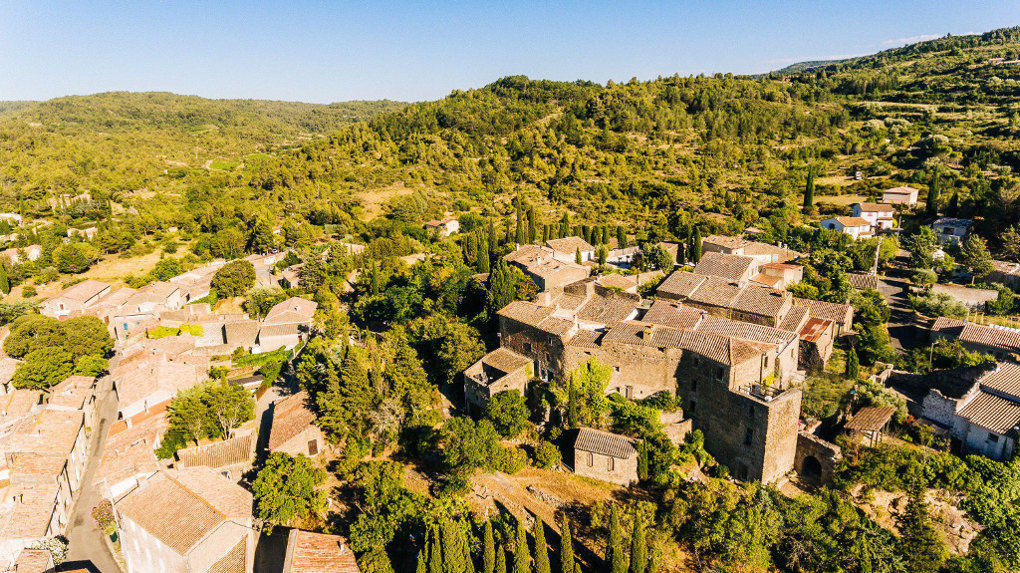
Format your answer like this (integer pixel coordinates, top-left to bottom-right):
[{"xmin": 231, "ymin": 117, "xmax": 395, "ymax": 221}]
[
  {"xmin": 64, "ymin": 375, "xmax": 123, "ymax": 573},
  {"xmin": 878, "ymin": 263, "xmax": 926, "ymax": 355}
]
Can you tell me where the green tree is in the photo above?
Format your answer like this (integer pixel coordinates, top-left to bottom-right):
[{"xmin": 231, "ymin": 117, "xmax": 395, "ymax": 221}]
[
  {"xmin": 150, "ymin": 257, "xmax": 183, "ymax": 281},
  {"xmin": 74, "ymin": 354, "xmax": 109, "ymax": 377},
  {"xmin": 483, "ymin": 520, "xmax": 496, "ymax": 573},
  {"xmin": 575, "ymin": 247, "xmax": 582, "ymax": 265},
  {"xmin": 12, "ymin": 347, "xmax": 74, "ymax": 389},
  {"xmin": 247, "ymin": 215, "xmax": 275, "ymax": 253},
  {"xmin": 566, "ymin": 381, "xmax": 579, "ymax": 429},
  {"xmin": 629, "ymin": 510, "xmax": 647, "ymax": 573},
  {"xmin": 926, "ymin": 171, "xmax": 941, "ymax": 218},
  {"xmin": 1001, "ymin": 226, "xmax": 1020, "ymax": 262},
  {"xmin": 62, "ymin": 316, "xmax": 114, "ymax": 359},
  {"xmin": 478, "ymin": 233, "xmax": 491, "ymax": 273},
  {"xmin": 947, "ymin": 190, "xmax": 959, "ymax": 217},
  {"xmin": 495, "ymin": 543, "xmax": 508, "ymax": 573},
  {"xmin": 485, "ymin": 390, "xmax": 530, "ymax": 438},
  {"xmin": 846, "ymin": 346, "xmax": 860, "ymax": 380},
  {"xmin": 487, "ymin": 258, "xmax": 535, "ymax": 314},
  {"xmin": 0, "ymin": 265, "xmax": 10, "ymax": 295},
  {"xmin": 961, "ymin": 235, "xmax": 994, "ymax": 283},
  {"xmin": 903, "ymin": 226, "xmax": 939, "ymax": 271},
  {"xmin": 211, "ymin": 260, "xmax": 256, "ymax": 297},
  {"xmin": 617, "ymin": 227, "xmax": 627, "ymax": 249},
  {"xmin": 896, "ymin": 483, "xmax": 948, "ymax": 573},
  {"xmin": 166, "ymin": 384, "xmax": 211, "ymax": 446},
  {"xmin": 513, "ymin": 519, "xmax": 531, "ymax": 573},
  {"xmin": 203, "ymin": 381, "xmax": 255, "ymax": 439},
  {"xmin": 528, "ymin": 207, "xmax": 538, "ymax": 243},
  {"xmin": 560, "ymin": 516, "xmax": 575, "ymax": 573},
  {"xmin": 607, "ymin": 504, "xmax": 627, "ymax": 573},
  {"xmin": 252, "ymin": 452, "xmax": 328, "ymax": 534},
  {"xmin": 52, "ymin": 243, "xmax": 92, "ymax": 273},
  {"xmin": 692, "ymin": 228, "xmax": 702, "ymax": 263},
  {"xmin": 803, "ymin": 166, "xmax": 816, "ymax": 213},
  {"xmin": 559, "ymin": 213, "xmax": 570, "ymax": 238},
  {"xmin": 534, "ymin": 517, "xmax": 551, "ymax": 573}
]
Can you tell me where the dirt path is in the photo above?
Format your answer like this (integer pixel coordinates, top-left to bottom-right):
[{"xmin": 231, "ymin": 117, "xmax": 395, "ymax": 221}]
[{"xmin": 878, "ymin": 257, "xmax": 925, "ymax": 354}]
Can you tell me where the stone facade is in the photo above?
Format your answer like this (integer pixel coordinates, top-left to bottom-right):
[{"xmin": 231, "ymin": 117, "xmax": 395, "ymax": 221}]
[
  {"xmin": 572, "ymin": 428, "xmax": 639, "ymax": 486},
  {"xmin": 463, "ymin": 348, "xmax": 533, "ymax": 414},
  {"xmin": 794, "ymin": 431, "xmax": 842, "ymax": 484}
]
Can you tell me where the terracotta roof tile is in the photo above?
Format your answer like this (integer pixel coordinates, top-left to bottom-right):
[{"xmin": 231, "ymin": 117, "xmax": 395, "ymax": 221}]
[
  {"xmin": 545, "ymin": 236, "xmax": 595, "ymax": 255},
  {"xmin": 284, "ymin": 529, "xmax": 361, "ymax": 572},
  {"xmin": 480, "ymin": 348, "xmax": 532, "ymax": 376},
  {"xmin": 269, "ymin": 392, "xmax": 317, "ymax": 451},
  {"xmin": 642, "ymin": 301, "xmax": 704, "ymax": 330},
  {"xmin": 656, "ymin": 271, "xmax": 708, "ymax": 299},
  {"xmin": 845, "ymin": 406, "xmax": 897, "ymax": 432},
  {"xmin": 731, "ymin": 285, "xmax": 790, "ymax": 319},
  {"xmin": 693, "ymin": 252, "xmax": 756, "ymax": 281},
  {"xmin": 959, "ymin": 322, "xmax": 1020, "ymax": 353},
  {"xmin": 177, "ymin": 431, "xmax": 255, "ymax": 471},
  {"xmin": 793, "ymin": 298, "xmax": 853, "ymax": 324},
  {"xmin": 574, "ymin": 427, "xmax": 636, "ymax": 459},
  {"xmin": 958, "ymin": 392, "xmax": 1020, "ymax": 434},
  {"xmin": 978, "ymin": 362, "xmax": 1020, "ymax": 398}
]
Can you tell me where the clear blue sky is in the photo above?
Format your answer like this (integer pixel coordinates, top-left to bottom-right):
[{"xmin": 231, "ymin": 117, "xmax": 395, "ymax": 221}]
[{"xmin": 1, "ymin": 1, "xmax": 1018, "ymax": 103}]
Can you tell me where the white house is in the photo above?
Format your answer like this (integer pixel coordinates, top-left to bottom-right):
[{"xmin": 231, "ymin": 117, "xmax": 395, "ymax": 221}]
[
  {"xmin": 851, "ymin": 203, "xmax": 895, "ymax": 231},
  {"xmin": 932, "ymin": 217, "xmax": 973, "ymax": 244},
  {"xmin": 820, "ymin": 216, "xmax": 874, "ymax": 240},
  {"xmin": 424, "ymin": 218, "xmax": 459, "ymax": 237},
  {"xmin": 882, "ymin": 186, "xmax": 919, "ymax": 205}
]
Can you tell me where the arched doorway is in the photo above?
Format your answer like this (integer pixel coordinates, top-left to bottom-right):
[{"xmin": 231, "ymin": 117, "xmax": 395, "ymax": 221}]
[{"xmin": 801, "ymin": 456, "xmax": 822, "ymax": 481}]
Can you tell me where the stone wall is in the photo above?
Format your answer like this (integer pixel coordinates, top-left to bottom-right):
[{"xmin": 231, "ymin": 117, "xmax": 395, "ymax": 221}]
[
  {"xmin": 794, "ymin": 432, "xmax": 842, "ymax": 484},
  {"xmin": 574, "ymin": 449, "xmax": 639, "ymax": 486}
]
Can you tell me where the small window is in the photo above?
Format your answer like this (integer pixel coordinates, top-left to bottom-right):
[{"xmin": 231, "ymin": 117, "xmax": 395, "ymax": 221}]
[
  {"xmin": 689, "ymin": 400, "xmax": 696, "ymax": 414},
  {"xmin": 221, "ymin": 471, "xmax": 230, "ymax": 479},
  {"xmin": 691, "ymin": 378, "xmax": 697, "ymax": 391},
  {"xmin": 745, "ymin": 429, "xmax": 753, "ymax": 445},
  {"xmin": 524, "ymin": 343, "xmax": 532, "ymax": 354},
  {"xmin": 308, "ymin": 440, "xmax": 319, "ymax": 455},
  {"xmin": 587, "ymin": 452, "xmax": 594, "ymax": 467},
  {"xmin": 614, "ymin": 366, "xmax": 620, "ymax": 373},
  {"xmin": 714, "ymin": 367, "xmax": 724, "ymax": 382},
  {"xmin": 625, "ymin": 386, "xmax": 633, "ymax": 399},
  {"xmin": 607, "ymin": 457, "xmax": 615, "ymax": 471},
  {"xmin": 764, "ymin": 356, "xmax": 769, "ymax": 369},
  {"xmin": 988, "ymin": 434, "xmax": 999, "ymax": 443}
]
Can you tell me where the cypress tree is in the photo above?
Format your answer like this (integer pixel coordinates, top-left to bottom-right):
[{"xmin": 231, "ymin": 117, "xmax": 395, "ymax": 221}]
[
  {"xmin": 442, "ymin": 520, "xmax": 459, "ymax": 573},
  {"xmin": 0, "ymin": 265, "xmax": 9, "ymax": 295},
  {"xmin": 617, "ymin": 226, "xmax": 627, "ymax": 248},
  {"xmin": 692, "ymin": 228, "xmax": 703, "ymax": 263},
  {"xmin": 534, "ymin": 517, "xmax": 550, "ymax": 573},
  {"xmin": 559, "ymin": 213, "xmax": 570, "ymax": 238},
  {"xmin": 478, "ymin": 233, "xmax": 491, "ymax": 273},
  {"xmin": 575, "ymin": 248, "xmax": 582, "ymax": 265},
  {"xmin": 628, "ymin": 511, "xmax": 646, "ymax": 573},
  {"xmin": 926, "ymin": 171, "xmax": 941, "ymax": 218},
  {"xmin": 637, "ymin": 441, "xmax": 649, "ymax": 481},
  {"xmin": 803, "ymin": 166, "xmax": 816, "ymax": 212},
  {"xmin": 560, "ymin": 516, "xmax": 574, "ymax": 573},
  {"xmin": 846, "ymin": 346, "xmax": 860, "ymax": 380},
  {"xmin": 516, "ymin": 197, "xmax": 527, "ymax": 245},
  {"xmin": 567, "ymin": 380, "xmax": 579, "ymax": 429},
  {"xmin": 427, "ymin": 524, "xmax": 443, "ymax": 573},
  {"xmin": 582, "ymin": 225, "xmax": 591, "ymax": 244},
  {"xmin": 488, "ymin": 220, "xmax": 499, "ymax": 258},
  {"xmin": 513, "ymin": 520, "xmax": 531, "ymax": 573},
  {"xmin": 542, "ymin": 224, "xmax": 550, "ymax": 243},
  {"xmin": 495, "ymin": 544, "xmax": 508, "ymax": 573},
  {"xmin": 370, "ymin": 260, "xmax": 380, "ymax": 295},
  {"xmin": 947, "ymin": 190, "xmax": 959, "ymax": 217},
  {"xmin": 528, "ymin": 207, "xmax": 537, "ymax": 243},
  {"xmin": 483, "ymin": 520, "xmax": 496, "ymax": 573},
  {"xmin": 607, "ymin": 505, "xmax": 627, "ymax": 573}
]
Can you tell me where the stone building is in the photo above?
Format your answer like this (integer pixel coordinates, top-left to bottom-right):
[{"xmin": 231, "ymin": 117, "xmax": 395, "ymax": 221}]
[
  {"xmin": 494, "ymin": 281, "xmax": 804, "ymax": 483},
  {"xmin": 464, "ymin": 347, "xmax": 532, "ymax": 414},
  {"xmin": 41, "ymin": 279, "xmax": 112, "ymax": 319},
  {"xmin": 572, "ymin": 428, "xmax": 639, "ymax": 486},
  {"xmin": 504, "ymin": 244, "xmax": 589, "ymax": 292},
  {"xmin": 268, "ymin": 392, "xmax": 325, "ymax": 458},
  {"xmin": 283, "ymin": 529, "xmax": 361, "ymax": 573},
  {"xmin": 545, "ymin": 236, "xmax": 595, "ymax": 263},
  {"xmin": 701, "ymin": 235, "xmax": 802, "ymax": 264},
  {"xmin": 115, "ymin": 467, "xmax": 255, "ymax": 573},
  {"xmin": 931, "ymin": 317, "xmax": 1020, "ymax": 360}
]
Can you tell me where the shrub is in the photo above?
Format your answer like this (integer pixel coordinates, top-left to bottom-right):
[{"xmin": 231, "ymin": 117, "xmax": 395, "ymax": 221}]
[
  {"xmin": 21, "ymin": 285, "xmax": 37, "ymax": 298},
  {"xmin": 533, "ymin": 440, "xmax": 561, "ymax": 469}
]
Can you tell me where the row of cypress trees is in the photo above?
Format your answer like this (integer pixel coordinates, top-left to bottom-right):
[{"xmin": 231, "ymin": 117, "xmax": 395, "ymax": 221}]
[{"xmin": 415, "ymin": 505, "xmax": 654, "ymax": 573}]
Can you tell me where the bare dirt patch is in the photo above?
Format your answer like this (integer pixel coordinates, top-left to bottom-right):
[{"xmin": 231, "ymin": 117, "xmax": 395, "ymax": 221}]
[
  {"xmin": 356, "ymin": 183, "xmax": 417, "ymax": 221},
  {"xmin": 849, "ymin": 485, "xmax": 981, "ymax": 555}
]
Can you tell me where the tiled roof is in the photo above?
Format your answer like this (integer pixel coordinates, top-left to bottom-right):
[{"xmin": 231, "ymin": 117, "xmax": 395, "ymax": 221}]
[
  {"xmin": 177, "ymin": 431, "xmax": 255, "ymax": 470},
  {"xmin": 959, "ymin": 322, "xmax": 1020, "ymax": 353},
  {"xmin": 284, "ymin": 529, "xmax": 361, "ymax": 573},
  {"xmin": 831, "ymin": 216, "xmax": 872, "ymax": 227},
  {"xmin": 703, "ymin": 235, "xmax": 748, "ymax": 250},
  {"xmin": 13, "ymin": 549, "xmax": 53, "ymax": 572},
  {"xmin": 884, "ymin": 185, "xmax": 918, "ymax": 196},
  {"xmin": 266, "ymin": 297, "xmax": 318, "ymax": 321},
  {"xmin": 209, "ymin": 538, "xmax": 248, "ymax": 573},
  {"xmin": 958, "ymin": 392, "xmax": 1020, "ymax": 434},
  {"xmin": 693, "ymin": 252, "xmax": 757, "ymax": 281},
  {"xmin": 565, "ymin": 329, "xmax": 602, "ymax": 349},
  {"xmin": 574, "ymin": 427, "xmax": 637, "ymax": 459},
  {"xmin": 8, "ymin": 409, "xmax": 84, "ymax": 458},
  {"xmin": 528, "ymin": 258, "xmax": 586, "ymax": 278},
  {"xmin": 992, "ymin": 259, "xmax": 1020, "ymax": 276},
  {"xmin": 480, "ymin": 348, "xmax": 531, "ymax": 377},
  {"xmin": 116, "ymin": 468, "xmax": 252, "ymax": 555},
  {"xmin": 48, "ymin": 375, "xmax": 94, "ymax": 410},
  {"xmin": 848, "ymin": 273, "xmax": 879, "ymax": 290},
  {"xmin": 0, "ymin": 484, "xmax": 59, "ymax": 539},
  {"xmin": 845, "ymin": 406, "xmax": 897, "ymax": 432},
  {"xmin": 932, "ymin": 217, "xmax": 973, "ymax": 229},
  {"xmin": 269, "ymin": 392, "xmax": 317, "ymax": 451},
  {"xmin": 978, "ymin": 362, "xmax": 1020, "ymax": 398},
  {"xmin": 54, "ymin": 279, "xmax": 110, "ymax": 302},
  {"xmin": 798, "ymin": 317, "xmax": 832, "ymax": 343},
  {"xmin": 498, "ymin": 301, "xmax": 554, "ymax": 328},
  {"xmin": 750, "ymin": 273, "xmax": 782, "ymax": 288},
  {"xmin": 602, "ymin": 321, "xmax": 766, "ymax": 366},
  {"xmin": 731, "ymin": 285, "xmax": 790, "ymax": 319},
  {"xmin": 854, "ymin": 203, "xmax": 895, "ymax": 212},
  {"xmin": 793, "ymin": 298, "xmax": 853, "ymax": 324},
  {"xmin": 575, "ymin": 293, "xmax": 639, "ymax": 324},
  {"xmin": 546, "ymin": 236, "xmax": 595, "ymax": 255},
  {"xmin": 0, "ymin": 389, "xmax": 42, "ymax": 419},
  {"xmin": 597, "ymin": 273, "xmax": 637, "ymax": 290},
  {"xmin": 695, "ymin": 315, "xmax": 797, "ymax": 348},
  {"xmin": 656, "ymin": 271, "xmax": 708, "ymax": 299},
  {"xmin": 687, "ymin": 275, "xmax": 743, "ymax": 308},
  {"xmin": 642, "ymin": 301, "xmax": 704, "ymax": 330},
  {"xmin": 931, "ymin": 316, "xmax": 967, "ymax": 336},
  {"xmin": 504, "ymin": 244, "xmax": 554, "ymax": 266},
  {"xmin": 96, "ymin": 411, "xmax": 166, "ymax": 485},
  {"xmin": 779, "ymin": 305, "xmax": 810, "ymax": 333}
]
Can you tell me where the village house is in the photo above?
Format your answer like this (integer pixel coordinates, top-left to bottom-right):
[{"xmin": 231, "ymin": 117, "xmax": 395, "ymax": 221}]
[
  {"xmin": 40, "ymin": 279, "xmax": 112, "ymax": 319},
  {"xmin": 495, "ymin": 280, "xmax": 804, "ymax": 482},
  {"xmin": 268, "ymin": 391, "xmax": 325, "ymax": 458},
  {"xmin": 931, "ymin": 317, "xmax": 1020, "ymax": 360},
  {"xmin": 851, "ymin": 203, "xmax": 896, "ymax": 231},
  {"xmin": 882, "ymin": 185, "xmax": 920, "ymax": 205},
  {"xmin": 259, "ymin": 296, "xmax": 317, "ymax": 351},
  {"xmin": 46, "ymin": 376, "xmax": 96, "ymax": 430},
  {"xmin": 94, "ymin": 411, "xmax": 166, "ymax": 500},
  {"xmin": 988, "ymin": 260, "xmax": 1020, "ymax": 291},
  {"xmin": 0, "ymin": 245, "xmax": 42, "ymax": 265},
  {"xmin": 848, "ymin": 273, "xmax": 879, "ymax": 291},
  {"xmin": 921, "ymin": 361, "xmax": 1020, "ymax": 461},
  {"xmin": 423, "ymin": 218, "xmax": 460, "ymax": 237},
  {"xmin": 753, "ymin": 262, "xmax": 803, "ymax": 290},
  {"xmin": 503, "ymin": 244, "xmax": 589, "ymax": 292},
  {"xmin": 115, "ymin": 467, "xmax": 256, "ymax": 573},
  {"xmin": 693, "ymin": 251, "xmax": 759, "ymax": 282},
  {"xmin": 820, "ymin": 216, "xmax": 874, "ymax": 240},
  {"xmin": 168, "ymin": 261, "xmax": 225, "ymax": 303},
  {"xmin": 7, "ymin": 548, "xmax": 54, "ymax": 572},
  {"xmin": 545, "ymin": 236, "xmax": 596, "ymax": 263},
  {"xmin": 111, "ymin": 347, "xmax": 210, "ymax": 422},
  {"xmin": 572, "ymin": 427, "xmax": 639, "ymax": 486},
  {"xmin": 701, "ymin": 235, "xmax": 802, "ymax": 264},
  {"xmin": 176, "ymin": 430, "xmax": 256, "ymax": 483},
  {"xmin": 932, "ymin": 217, "xmax": 973, "ymax": 244},
  {"xmin": 283, "ymin": 529, "xmax": 361, "ymax": 573},
  {"xmin": 464, "ymin": 347, "xmax": 533, "ymax": 414}
]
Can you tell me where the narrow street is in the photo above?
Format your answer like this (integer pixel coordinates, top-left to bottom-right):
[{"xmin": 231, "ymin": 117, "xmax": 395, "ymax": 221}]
[
  {"xmin": 64, "ymin": 374, "xmax": 123, "ymax": 573},
  {"xmin": 878, "ymin": 257, "xmax": 926, "ymax": 355}
]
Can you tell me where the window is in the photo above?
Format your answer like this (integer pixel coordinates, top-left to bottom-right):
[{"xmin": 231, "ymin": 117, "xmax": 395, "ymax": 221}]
[
  {"xmin": 524, "ymin": 343, "xmax": 532, "ymax": 354},
  {"xmin": 988, "ymin": 434, "xmax": 999, "ymax": 443},
  {"xmin": 690, "ymin": 379, "xmax": 697, "ymax": 391},
  {"xmin": 625, "ymin": 386, "xmax": 633, "ymax": 399},
  {"xmin": 221, "ymin": 471, "xmax": 230, "ymax": 479},
  {"xmin": 763, "ymin": 356, "xmax": 769, "ymax": 369},
  {"xmin": 308, "ymin": 440, "xmax": 318, "ymax": 455},
  {"xmin": 714, "ymin": 367, "xmax": 724, "ymax": 382},
  {"xmin": 745, "ymin": 429, "xmax": 754, "ymax": 445},
  {"xmin": 607, "ymin": 457, "xmax": 615, "ymax": 471},
  {"xmin": 688, "ymin": 400, "xmax": 696, "ymax": 414},
  {"xmin": 587, "ymin": 452, "xmax": 594, "ymax": 467},
  {"xmin": 123, "ymin": 323, "xmax": 129, "ymax": 331},
  {"xmin": 614, "ymin": 366, "xmax": 620, "ymax": 373}
]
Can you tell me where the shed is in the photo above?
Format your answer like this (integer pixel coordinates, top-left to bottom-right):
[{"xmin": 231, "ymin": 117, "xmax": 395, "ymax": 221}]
[{"xmin": 845, "ymin": 406, "xmax": 897, "ymax": 446}]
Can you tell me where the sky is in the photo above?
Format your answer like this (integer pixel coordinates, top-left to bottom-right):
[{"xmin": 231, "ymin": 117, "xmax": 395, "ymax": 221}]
[{"xmin": 1, "ymin": 1, "xmax": 1019, "ymax": 104}]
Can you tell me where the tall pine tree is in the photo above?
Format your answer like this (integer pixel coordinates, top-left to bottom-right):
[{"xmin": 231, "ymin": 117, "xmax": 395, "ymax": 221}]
[
  {"xmin": 607, "ymin": 505, "xmax": 627, "ymax": 573},
  {"xmin": 559, "ymin": 213, "xmax": 570, "ymax": 238},
  {"xmin": 560, "ymin": 515, "xmax": 575, "ymax": 573},
  {"xmin": 926, "ymin": 170, "xmax": 941, "ymax": 218},
  {"xmin": 803, "ymin": 166, "xmax": 816, "ymax": 212},
  {"xmin": 495, "ymin": 544, "xmax": 508, "ymax": 573},
  {"xmin": 477, "ymin": 232, "xmax": 491, "ymax": 273},
  {"xmin": 628, "ymin": 511, "xmax": 647, "ymax": 573},
  {"xmin": 616, "ymin": 226, "xmax": 627, "ymax": 248},
  {"xmin": 534, "ymin": 518, "xmax": 551, "ymax": 573},
  {"xmin": 513, "ymin": 520, "xmax": 531, "ymax": 573},
  {"xmin": 516, "ymin": 196, "xmax": 527, "ymax": 245},
  {"xmin": 896, "ymin": 483, "xmax": 948, "ymax": 573},
  {"xmin": 692, "ymin": 228, "xmax": 703, "ymax": 263},
  {"xmin": 846, "ymin": 346, "xmax": 860, "ymax": 380},
  {"xmin": 483, "ymin": 520, "xmax": 496, "ymax": 573},
  {"xmin": 567, "ymin": 380, "xmax": 579, "ymax": 429},
  {"xmin": 527, "ymin": 207, "xmax": 537, "ymax": 243}
]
